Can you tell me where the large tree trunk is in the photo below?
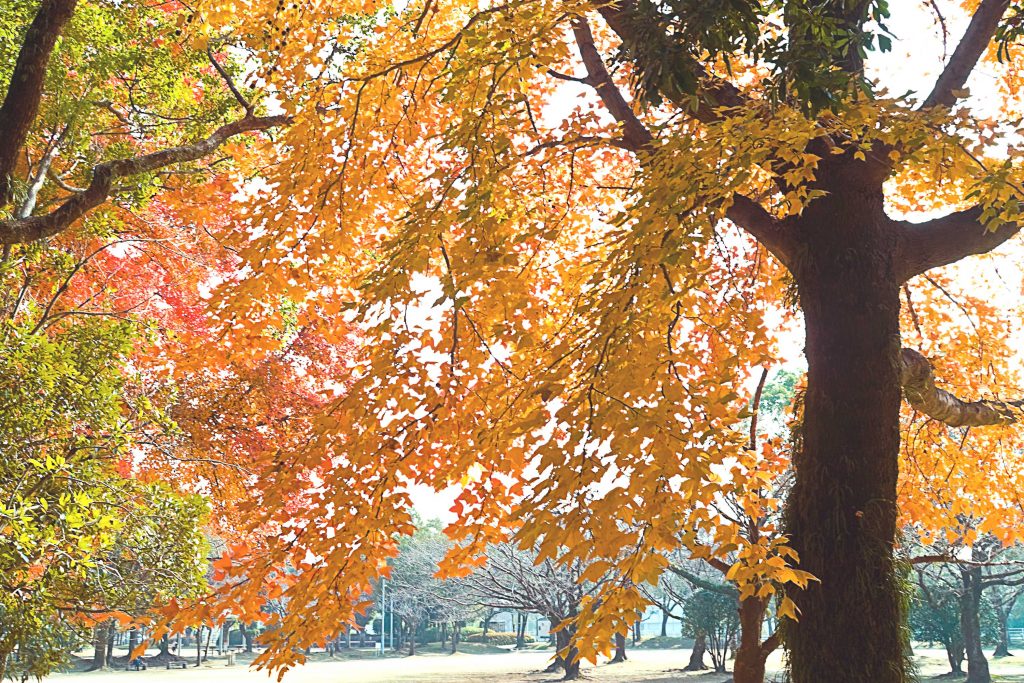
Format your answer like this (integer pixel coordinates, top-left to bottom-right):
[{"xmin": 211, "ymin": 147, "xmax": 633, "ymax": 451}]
[
  {"xmin": 733, "ymin": 597, "xmax": 773, "ymax": 683},
  {"xmin": 684, "ymin": 630, "xmax": 708, "ymax": 671},
  {"xmin": 784, "ymin": 160, "xmax": 906, "ymax": 683},
  {"xmin": 407, "ymin": 621, "xmax": 417, "ymax": 656},
  {"xmin": 961, "ymin": 566, "xmax": 991, "ymax": 683}
]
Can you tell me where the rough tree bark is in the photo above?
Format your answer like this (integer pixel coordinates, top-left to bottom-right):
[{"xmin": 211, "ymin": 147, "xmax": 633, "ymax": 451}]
[
  {"xmin": 90, "ymin": 621, "xmax": 111, "ymax": 670},
  {"xmin": 783, "ymin": 153, "xmax": 907, "ymax": 683}
]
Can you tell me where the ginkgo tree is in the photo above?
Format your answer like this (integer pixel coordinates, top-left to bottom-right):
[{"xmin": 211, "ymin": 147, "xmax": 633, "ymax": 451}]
[{"xmin": 7, "ymin": 1, "xmax": 1024, "ymax": 683}]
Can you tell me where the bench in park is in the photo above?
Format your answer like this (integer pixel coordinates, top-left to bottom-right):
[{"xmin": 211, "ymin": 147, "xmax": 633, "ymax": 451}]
[{"xmin": 166, "ymin": 661, "xmax": 189, "ymax": 669}]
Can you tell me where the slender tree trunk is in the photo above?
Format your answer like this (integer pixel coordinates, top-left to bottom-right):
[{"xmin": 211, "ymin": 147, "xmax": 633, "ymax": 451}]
[
  {"xmin": 993, "ymin": 601, "xmax": 1011, "ymax": 658},
  {"xmin": 91, "ymin": 621, "xmax": 110, "ymax": 670},
  {"xmin": 961, "ymin": 566, "xmax": 991, "ymax": 683},
  {"xmin": 106, "ymin": 622, "xmax": 115, "ymax": 662},
  {"xmin": 450, "ymin": 623, "xmax": 459, "ymax": 654},
  {"xmin": 660, "ymin": 610, "xmax": 669, "ymax": 638},
  {"xmin": 945, "ymin": 637, "xmax": 965, "ymax": 675},
  {"xmin": 159, "ymin": 634, "xmax": 170, "ymax": 657},
  {"xmin": 733, "ymin": 597, "xmax": 773, "ymax": 683},
  {"xmin": 632, "ymin": 620, "xmax": 640, "ymax": 644},
  {"xmin": 128, "ymin": 627, "xmax": 140, "ymax": 660},
  {"xmin": 610, "ymin": 632, "xmax": 627, "ymax": 663},
  {"xmin": 440, "ymin": 622, "xmax": 447, "ymax": 649},
  {"xmin": 516, "ymin": 612, "xmax": 527, "ymax": 649},
  {"xmin": 556, "ymin": 627, "xmax": 580, "ymax": 681},
  {"xmin": 684, "ymin": 630, "xmax": 707, "ymax": 671},
  {"xmin": 0, "ymin": 641, "xmax": 14, "ymax": 681},
  {"xmin": 784, "ymin": 162, "xmax": 906, "ymax": 683},
  {"xmin": 482, "ymin": 613, "xmax": 491, "ymax": 644},
  {"xmin": 407, "ymin": 621, "xmax": 417, "ymax": 656},
  {"xmin": 195, "ymin": 626, "xmax": 203, "ymax": 666},
  {"xmin": 240, "ymin": 623, "xmax": 255, "ymax": 653}
]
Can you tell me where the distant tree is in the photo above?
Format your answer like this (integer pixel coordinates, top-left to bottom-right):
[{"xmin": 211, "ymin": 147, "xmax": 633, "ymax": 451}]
[
  {"xmin": 911, "ymin": 566, "xmax": 967, "ymax": 676},
  {"xmin": 464, "ymin": 544, "xmax": 621, "ymax": 681},
  {"xmin": 388, "ymin": 525, "xmax": 473, "ymax": 656},
  {"xmin": 683, "ymin": 590, "xmax": 740, "ymax": 674}
]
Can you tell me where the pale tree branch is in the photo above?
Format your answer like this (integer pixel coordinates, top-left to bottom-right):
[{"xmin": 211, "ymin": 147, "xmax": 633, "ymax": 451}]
[
  {"xmin": 921, "ymin": 0, "xmax": 1011, "ymax": 110},
  {"xmin": 896, "ymin": 206, "xmax": 1022, "ymax": 281},
  {"xmin": 0, "ymin": 114, "xmax": 291, "ymax": 245},
  {"xmin": 900, "ymin": 347, "xmax": 1024, "ymax": 427},
  {"xmin": 0, "ymin": 0, "xmax": 79, "ymax": 206}
]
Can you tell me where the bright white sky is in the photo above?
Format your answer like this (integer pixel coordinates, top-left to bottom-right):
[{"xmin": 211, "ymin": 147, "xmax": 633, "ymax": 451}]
[{"xmin": 408, "ymin": 1, "xmax": 1024, "ymax": 523}]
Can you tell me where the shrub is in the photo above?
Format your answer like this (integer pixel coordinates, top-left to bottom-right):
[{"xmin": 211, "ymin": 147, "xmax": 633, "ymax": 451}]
[{"xmin": 463, "ymin": 631, "xmax": 534, "ymax": 646}]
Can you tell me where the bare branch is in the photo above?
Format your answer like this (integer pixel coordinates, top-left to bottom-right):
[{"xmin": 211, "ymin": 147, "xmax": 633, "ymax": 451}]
[
  {"xmin": 0, "ymin": 0, "xmax": 79, "ymax": 206},
  {"xmin": 921, "ymin": 0, "xmax": 1011, "ymax": 110},
  {"xmin": 207, "ymin": 47, "xmax": 253, "ymax": 114},
  {"xmin": 0, "ymin": 114, "xmax": 291, "ymax": 245},
  {"xmin": 896, "ymin": 206, "xmax": 1022, "ymax": 281},
  {"xmin": 900, "ymin": 347, "xmax": 1024, "ymax": 427},
  {"xmin": 747, "ymin": 366, "xmax": 769, "ymax": 451}
]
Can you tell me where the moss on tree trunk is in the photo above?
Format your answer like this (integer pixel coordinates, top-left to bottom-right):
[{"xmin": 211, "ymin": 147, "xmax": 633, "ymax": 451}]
[{"xmin": 784, "ymin": 158, "xmax": 908, "ymax": 683}]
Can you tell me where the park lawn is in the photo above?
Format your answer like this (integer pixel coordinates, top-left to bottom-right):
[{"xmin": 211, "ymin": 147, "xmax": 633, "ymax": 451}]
[{"xmin": 41, "ymin": 647, "xmax": 1024, "ymax": 682}]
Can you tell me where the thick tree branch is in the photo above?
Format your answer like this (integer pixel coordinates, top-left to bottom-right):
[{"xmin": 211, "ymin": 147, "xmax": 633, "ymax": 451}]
[
  {"xmin": 0, "ymin": 0, "xmax": 79, "ymax": 206},
  {"xmin": 896, "ymin": 206, "xmax": 1022, "ymax": 281},
  {"xmin": 921, "ymin": 0, "xmax": 1011, "ymax": 109},
  {"xmin": 900, "ymin": 347, "xmax": 1024, "ymax": 427},
  {"xmin": 726, "ymin": 195, "xmax": 795, "ymax": 270},
  {"xmin": 595, "ymin": 0, "xmax": 745, "ymax": 123},
  {"xmin": 571, "ymin": 15, "xmax": 794, "ymax": 267},
  {"xmin": 570, "ymin": 16, "xmax": 652, "ymax": 151},
  {"xmin": 0, "ymin": 114, "xmax": 291, "ymax": 245}
]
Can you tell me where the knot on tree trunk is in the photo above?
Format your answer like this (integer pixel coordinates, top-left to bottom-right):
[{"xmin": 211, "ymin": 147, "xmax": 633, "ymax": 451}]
[{"xmin": 900, "ymin": 348, "xmax": 1024, "ymax": 427}]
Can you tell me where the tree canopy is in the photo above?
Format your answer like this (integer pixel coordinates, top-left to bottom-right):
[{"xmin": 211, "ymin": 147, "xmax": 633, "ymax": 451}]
[{"xmin": 5, "ymin": 1, "xmax": 1024, "ymax": 682}]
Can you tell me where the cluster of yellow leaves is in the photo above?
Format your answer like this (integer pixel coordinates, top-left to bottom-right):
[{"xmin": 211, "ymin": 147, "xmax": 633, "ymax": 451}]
[{"xmin": 143, "ymin": 0, "xmax": 1024, "ymax": 671}]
